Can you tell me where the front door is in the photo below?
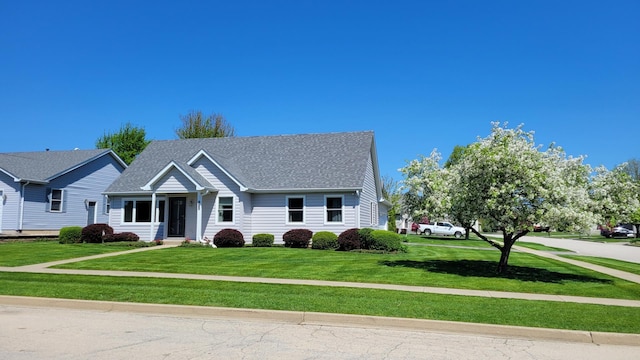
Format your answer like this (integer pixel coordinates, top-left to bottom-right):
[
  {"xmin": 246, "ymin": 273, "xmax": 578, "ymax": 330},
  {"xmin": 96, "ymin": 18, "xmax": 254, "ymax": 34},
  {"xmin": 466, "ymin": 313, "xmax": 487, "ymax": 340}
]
[
  {"xmin": 86, "ymin": 201, "xmax": 96, "ymax": 225},
  {"xmin": 168, "ymin": 197, "xmax": 186, "ymax": 237}
]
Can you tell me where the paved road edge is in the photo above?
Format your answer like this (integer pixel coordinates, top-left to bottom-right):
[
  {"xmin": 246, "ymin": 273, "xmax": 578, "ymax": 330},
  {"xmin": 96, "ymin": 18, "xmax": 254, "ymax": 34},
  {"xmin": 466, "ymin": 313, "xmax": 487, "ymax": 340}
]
[{"xmin": 1, "ymin": 295, "xmax": 638, "ymax": 346}]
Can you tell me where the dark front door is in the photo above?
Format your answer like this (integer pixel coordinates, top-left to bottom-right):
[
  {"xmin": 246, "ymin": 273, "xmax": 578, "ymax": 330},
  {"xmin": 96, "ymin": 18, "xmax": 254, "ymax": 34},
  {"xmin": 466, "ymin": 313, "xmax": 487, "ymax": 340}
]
[{"xmin": 168, "ymin": 197, "xmax": 186, "ymax": 237}]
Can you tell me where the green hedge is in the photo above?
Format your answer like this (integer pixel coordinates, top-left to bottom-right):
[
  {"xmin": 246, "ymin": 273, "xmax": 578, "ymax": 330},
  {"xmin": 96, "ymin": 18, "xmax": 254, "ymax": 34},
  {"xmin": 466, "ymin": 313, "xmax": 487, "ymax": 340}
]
[
  {"xmin": 59, "ymin": 226, "xmax": 82, "ymax": 244},
  {"xmin": 311, "ymin": 231, "xmax": 338, "ymax": 250},
  {"xmin": 252, "ymin": 233, "xmax": 274, "ymax": 247},
  {"xmin": 369, "ymin": 230, "xmax": 405, "ymax": 252}
]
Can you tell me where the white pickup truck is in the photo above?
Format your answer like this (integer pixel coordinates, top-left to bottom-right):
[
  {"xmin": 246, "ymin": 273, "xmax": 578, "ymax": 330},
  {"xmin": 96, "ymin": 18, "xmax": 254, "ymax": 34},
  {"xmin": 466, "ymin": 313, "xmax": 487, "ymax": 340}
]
[{"xmin": 418, "ymin": 221, "xmax": 466, "ymax": 238}]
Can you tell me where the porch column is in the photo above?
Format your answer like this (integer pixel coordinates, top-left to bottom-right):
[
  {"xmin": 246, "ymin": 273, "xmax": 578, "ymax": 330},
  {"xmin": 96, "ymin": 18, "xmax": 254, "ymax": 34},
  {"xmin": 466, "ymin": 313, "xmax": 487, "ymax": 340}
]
[
  {"xmin": 196, "ymin": 191, "xmax": 203, "ymax": 242},
  {"xmin": 150, "ymin": 192, "xmax": 156, "ymax": 242}
]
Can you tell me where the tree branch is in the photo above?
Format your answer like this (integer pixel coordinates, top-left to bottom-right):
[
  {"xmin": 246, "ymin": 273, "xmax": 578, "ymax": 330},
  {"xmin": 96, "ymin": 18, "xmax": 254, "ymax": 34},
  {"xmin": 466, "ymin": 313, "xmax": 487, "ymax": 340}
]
[{"xmin": 469, "ymin": 226, "xmax": 503, "ymax": 250}]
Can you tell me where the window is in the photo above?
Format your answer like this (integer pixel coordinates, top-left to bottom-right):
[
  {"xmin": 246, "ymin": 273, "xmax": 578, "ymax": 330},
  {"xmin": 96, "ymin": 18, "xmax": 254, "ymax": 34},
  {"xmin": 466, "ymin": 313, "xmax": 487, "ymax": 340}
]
[
  {"xmin": 104, "ymin": 195, "xmax": 111, "ymax": 214},
  {"xmin": 325, "ymin": 196, "xmax": 343, "ymax": 223},
  {"xmin": 370, "ymin": 201, "xmax": 378, "ymax": 226},
  {"xmin": 287, "ymin": 196, "xmax": 304, "ymax": 223},
  {"xmin": 50, "ymin": 189, "xmax": 63, "ymax": 212},
  {"xmin": 218, "ymin": 197, "xmax": 234, "ymax": 223},
  {"xmin": 123, "ymin": 198, "xmax": 165, "ymax": 223}
]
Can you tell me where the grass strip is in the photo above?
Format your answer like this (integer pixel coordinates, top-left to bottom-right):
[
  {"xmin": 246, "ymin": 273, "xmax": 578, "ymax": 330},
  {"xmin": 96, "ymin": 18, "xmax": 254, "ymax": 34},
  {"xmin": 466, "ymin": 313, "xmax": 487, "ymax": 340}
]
[
  {"xmin": 561, "ymin": 256, "xmax": 640, "ymax": 276},
  {"xmin": 0, "ymin": 272, "xmax": 638, "ymax": 334},
  {"xmin": 0, "ymin": 241, "xmax": 146, "ymax": 267}
]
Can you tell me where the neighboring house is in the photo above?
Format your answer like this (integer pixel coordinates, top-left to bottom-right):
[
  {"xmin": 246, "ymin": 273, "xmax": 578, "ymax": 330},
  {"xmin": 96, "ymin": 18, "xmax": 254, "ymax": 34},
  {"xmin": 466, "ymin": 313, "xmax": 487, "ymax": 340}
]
[
  {"xmin": 104, "ymin": 131, "xmax": 390, "ymax": 243},
  {"xmin": 0, "ymin": 149, "xmax": 127, "ymax": 234}
]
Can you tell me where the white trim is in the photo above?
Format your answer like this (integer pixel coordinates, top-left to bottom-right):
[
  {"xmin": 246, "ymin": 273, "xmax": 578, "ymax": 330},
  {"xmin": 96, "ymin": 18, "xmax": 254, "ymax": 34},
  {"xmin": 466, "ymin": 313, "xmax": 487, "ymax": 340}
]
[
  {"xmin": 49, "ymin": 189, "xmax": 64, "ymax": 212},
  {"xmin": 285, "ymin": 195, "xmax": 306, "ymax": 224},
  {"xmin": 187, "ymin": 150, "xmax": 248, "ymax": 191},
  {"xmin": 141, "ymin": 161, "xmax": 206, "ymax": 191},
  {"xmin": 216, "ymin": 195, "xmax": 235, "ymax": 225},
  {"xmin": 324, "ymin": 195, "xmax": 344, "ymax": 225},
  {"xmin": 86, "ymin": 200, "xmax": 98, "ymax": 225}
]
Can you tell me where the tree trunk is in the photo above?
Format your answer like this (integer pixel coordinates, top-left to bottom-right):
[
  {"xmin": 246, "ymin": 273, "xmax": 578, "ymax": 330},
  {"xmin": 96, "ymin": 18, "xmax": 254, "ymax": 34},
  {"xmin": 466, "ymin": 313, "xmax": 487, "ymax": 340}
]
[
  {"xmin": 497, "ymin": 234, "xmax": 516, "ymax": 273},
  {"xmin": 465, "ymin": 228, "xmax": 470, "ymax": 240}
]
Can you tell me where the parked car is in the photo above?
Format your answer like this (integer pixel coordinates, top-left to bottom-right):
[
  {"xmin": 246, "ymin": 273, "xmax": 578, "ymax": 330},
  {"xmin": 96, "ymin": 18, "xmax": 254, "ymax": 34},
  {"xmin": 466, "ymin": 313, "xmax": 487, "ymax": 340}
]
[
  {"xmin": 610, "ymin": 226, "xmax": 635, "ymax": 239},
  {"xmin": 533, "ymin": 225, "xmax": 550, "ymax": 232},
  {"xmin": 418, "ymin": 221, "xmax": 465, "ymax": 238}
]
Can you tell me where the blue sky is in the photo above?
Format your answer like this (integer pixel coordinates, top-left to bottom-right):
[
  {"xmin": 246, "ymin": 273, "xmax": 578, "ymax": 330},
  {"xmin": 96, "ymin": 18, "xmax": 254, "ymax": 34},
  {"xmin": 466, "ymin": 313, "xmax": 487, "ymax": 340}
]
[{"xmin": 2, "ymin": 0, "xmax": 638, "ymax": 181}]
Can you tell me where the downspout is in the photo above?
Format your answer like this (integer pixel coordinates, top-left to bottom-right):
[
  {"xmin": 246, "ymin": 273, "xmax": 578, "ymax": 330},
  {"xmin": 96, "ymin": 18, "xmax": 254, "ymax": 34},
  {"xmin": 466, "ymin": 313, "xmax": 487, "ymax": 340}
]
[
  {"xmin": 355, "ymin": 190, "xmax": 361, "ymax": 229},
  {"xmin": 18, "ymin": 181, "xmax": 30, "ymax": 232},
  {"xmin": 196, "ymin": 191, "xmax": 203, "ymax": 242}
]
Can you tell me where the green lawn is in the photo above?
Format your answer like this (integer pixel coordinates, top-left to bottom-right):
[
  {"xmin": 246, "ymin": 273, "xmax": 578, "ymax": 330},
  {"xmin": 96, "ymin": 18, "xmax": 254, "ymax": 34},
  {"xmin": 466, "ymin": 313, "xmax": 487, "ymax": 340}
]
[
  {"xmin": 515, "ymin": 241, "xmax": 573, "ymax": 252},
  {"xmin": 403, "ymin": 234, "xmax": 492, "ymax": 247},
  {"xmin": 0, "ymin": 272, "xmax": 638, "ymax": 334},
  {"xmin": 561, "ymin": 255, "xmax": 640, "ymax": 276},
  {"xmin": 54, "ymin": 245, "xmax": 640, "ymax": 300},
  {"xmin": 0, "ymin": 240, "xmax": 147, "ymax": 266}
]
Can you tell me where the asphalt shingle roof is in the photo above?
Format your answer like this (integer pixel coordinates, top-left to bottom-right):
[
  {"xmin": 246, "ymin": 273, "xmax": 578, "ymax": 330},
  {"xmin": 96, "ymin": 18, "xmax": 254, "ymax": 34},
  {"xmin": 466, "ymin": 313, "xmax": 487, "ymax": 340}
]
[
  {"xmin": 0, "ymin": 149, "xmax": 116, "ymax": 183},
  {"xmin": 105, "ymin": 131, "xmax": 375, "ymax": 193}
]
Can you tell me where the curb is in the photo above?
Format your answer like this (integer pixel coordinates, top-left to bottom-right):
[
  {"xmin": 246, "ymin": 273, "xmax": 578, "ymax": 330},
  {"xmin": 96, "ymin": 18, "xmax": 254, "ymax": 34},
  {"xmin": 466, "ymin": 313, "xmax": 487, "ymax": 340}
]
[{"xmin": 2, "ymin": 295, "xmax": 639, "ymax": 346}]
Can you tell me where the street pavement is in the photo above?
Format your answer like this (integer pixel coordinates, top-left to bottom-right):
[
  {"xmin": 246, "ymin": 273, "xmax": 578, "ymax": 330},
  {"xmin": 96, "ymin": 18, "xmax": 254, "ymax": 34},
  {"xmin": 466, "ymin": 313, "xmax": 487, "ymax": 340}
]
[
  {"xmin": 1, "ymin": 301, "xmax": 639, "ymax": 360},
  {"xmin": 517, "ymin": 235, "xmax": 640, "ymax": 264}
]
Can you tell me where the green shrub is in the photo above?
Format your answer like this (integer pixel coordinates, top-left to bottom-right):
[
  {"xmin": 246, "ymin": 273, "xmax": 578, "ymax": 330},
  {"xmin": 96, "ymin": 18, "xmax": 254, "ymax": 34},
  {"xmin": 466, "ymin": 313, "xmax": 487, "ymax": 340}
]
[
  {"xmin": 214, "ymin": 228, "xmax": 245, "ymax": 247},
  {"xmin": 59, "ymin": 226, "xmax": 82, "ymax": 244},
  {"xmin": 311, "ymin": 231, "xmax": 338, "ymax": 250},
  {"xmin": 283, "ymin": 229, "xmax": 313, "ymax": 248},
  {"xmin": 370, "ymin": 230, "xmax": 404, "ymax": 252},
  {"xmin": 103, "ymin": 232, "xmax": 140, "ymax": 242},
  {"xmin": 252, "ymin": 233, "xmax": 274, "ymax": 247},
  {"xmin": 81, "ymin": 223, "xmax": 114, "ymax": 243},
  {"xmin": 358, "ymin": 228, "xmax": 375, "ymax": 249},
  {"xmin": 337, "ymin": 228, "xmax": 361, "ymax": 251}
]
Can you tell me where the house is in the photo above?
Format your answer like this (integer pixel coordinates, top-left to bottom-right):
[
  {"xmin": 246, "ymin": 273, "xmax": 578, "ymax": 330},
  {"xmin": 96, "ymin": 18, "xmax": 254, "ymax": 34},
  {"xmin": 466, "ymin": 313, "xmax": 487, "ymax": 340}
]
[
  {"xmin": 0, "ymin": 149, "xmax": 127, "ymax": 235},
  {"xmin": 104, "ymin": 131, "xmax": 390, "ymax": 243}
]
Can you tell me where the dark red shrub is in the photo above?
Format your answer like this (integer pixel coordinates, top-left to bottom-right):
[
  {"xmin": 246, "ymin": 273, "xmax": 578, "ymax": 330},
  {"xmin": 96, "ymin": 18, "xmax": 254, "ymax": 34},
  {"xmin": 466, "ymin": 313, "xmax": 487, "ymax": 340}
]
[
  {"xmin": 81, "ymin": 223, "xmax": 114, "ymax": 243},
  {"xmin": 337, "ymin": 228, "xmax": 361, "ymax": 251},
  {"xmin": 282, "ymin": 229, "xmax": 313, "ymax": 248},
  {"xmin": 214, "ymin": 228, "xmax": 245, "ymax": 247},
  {"xmin": 104, "ymin": 232, "xmax": 140, "ymax": 242}
]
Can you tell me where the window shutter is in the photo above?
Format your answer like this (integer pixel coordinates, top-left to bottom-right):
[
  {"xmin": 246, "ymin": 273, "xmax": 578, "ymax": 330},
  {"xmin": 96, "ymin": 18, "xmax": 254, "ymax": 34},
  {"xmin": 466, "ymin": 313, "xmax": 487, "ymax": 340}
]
[{"xmin": 61, "ymin": 189, "xmax": 67, "ymax": 213}]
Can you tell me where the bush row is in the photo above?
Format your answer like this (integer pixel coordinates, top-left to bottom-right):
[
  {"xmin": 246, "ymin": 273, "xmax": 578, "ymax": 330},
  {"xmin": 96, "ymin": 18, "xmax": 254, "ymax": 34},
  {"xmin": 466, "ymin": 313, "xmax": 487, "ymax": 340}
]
[{"xmin": 59, "ymin": 224, "xmax": 140, "ymax": 244}]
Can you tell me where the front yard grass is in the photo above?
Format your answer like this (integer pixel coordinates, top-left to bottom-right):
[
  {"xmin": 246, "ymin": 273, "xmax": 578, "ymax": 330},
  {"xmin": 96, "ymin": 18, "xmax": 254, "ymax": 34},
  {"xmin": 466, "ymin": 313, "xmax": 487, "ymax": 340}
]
[
  {"xmin": 0, "ymin": 240, "xmax": 146, "ymax": 267},
  {"xmin": 0, "ymin": 272, "xmax": 639, "ymax": 334},
  {"xmin": 54, "ymin": 245, "xmax": 640, "ymax": 300},
  {"xmin": 561, "ymin": 255, "xmax": 640, "ymax": 276}
]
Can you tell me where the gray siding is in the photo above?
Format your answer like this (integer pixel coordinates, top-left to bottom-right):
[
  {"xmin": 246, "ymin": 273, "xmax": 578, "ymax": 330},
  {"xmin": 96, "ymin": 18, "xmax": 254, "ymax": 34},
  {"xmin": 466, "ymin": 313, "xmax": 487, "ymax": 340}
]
[
  {"xmin": 359, "ymin": 153, "xmax": 380, "ymax": 229},
  {"xmin": 250, "ymin": 192, "xmax": 358, "ymax": 243},
  {"xmin": 0, "ymin": 173, "xmax": 21, "ymax": 232},
  {"xmin": 19, "ymin": 155, "xmax": 124, "ymax": 231},
  {"xmin": 154, "ymin": 169, "xmax": 196, "ymax": 193}
]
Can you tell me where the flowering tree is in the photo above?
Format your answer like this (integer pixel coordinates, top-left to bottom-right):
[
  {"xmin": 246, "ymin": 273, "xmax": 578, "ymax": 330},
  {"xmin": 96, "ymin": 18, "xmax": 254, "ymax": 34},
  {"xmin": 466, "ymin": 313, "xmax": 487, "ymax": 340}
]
[
  {"xmin": 399, "ymin": 149, "xmax": 450, "ymax": 223},
  {"xmin": 590, "ymin": 164, "xmax": 640, "ymax": 229},
  {"xmin": 402, "ymin": 122, "xmax": 595, "ymax": 273}
]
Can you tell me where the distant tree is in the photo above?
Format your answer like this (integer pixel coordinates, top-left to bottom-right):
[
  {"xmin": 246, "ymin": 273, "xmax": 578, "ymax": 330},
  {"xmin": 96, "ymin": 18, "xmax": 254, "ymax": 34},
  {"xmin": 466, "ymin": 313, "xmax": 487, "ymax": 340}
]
[
  {"xmin": 591, "ymin": 164, "xmax": 640, "ymax": 228},
  {"xmin": 176, "ymin": 110, "xmax": 235, "ymax": 139},
  {"xmin": 382, "ymin": 175, "xmax": 402, "ymax": 232},
  {"xmin": 96, "ymin": 122, "xmax": 150, "ymax": 165},
  {"xmin": 444, "ymin": 145, "xmax": 468, "ymax": 168},
  {"xmin": 622, "ymin": 158, "xmax": 640, "ymax": 182}
]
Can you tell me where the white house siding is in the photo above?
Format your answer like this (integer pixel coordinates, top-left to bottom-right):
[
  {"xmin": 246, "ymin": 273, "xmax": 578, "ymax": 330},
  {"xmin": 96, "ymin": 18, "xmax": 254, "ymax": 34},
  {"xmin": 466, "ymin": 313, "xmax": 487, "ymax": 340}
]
[
  {"xmin": 0, "ymin": 173, "xmax": 21, "ymax": 232},
  {"xmin": 20, "ymin": 156, "xmax": 124, "ymax": 231},
  {"xmin": 193, "ymin": 158, "xmax": 249, "ymax": 239},
  {"xmin": 250, "ymin": 192, "xmax": 358, "ymax": 243},
  {"xmin": 154, "ymin": 169, "xmax": 197, "ymax": 193}
]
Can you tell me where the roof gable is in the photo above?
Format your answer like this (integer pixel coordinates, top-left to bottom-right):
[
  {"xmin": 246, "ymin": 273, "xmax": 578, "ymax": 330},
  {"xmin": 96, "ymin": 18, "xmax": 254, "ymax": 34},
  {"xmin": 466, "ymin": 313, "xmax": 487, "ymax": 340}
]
[
  {"xmin": 0, "ymin": 149, "xmax": 126, "ymax": 183},
  {"xmin": 141, "ymin": 161, "xmax": 216, "ymax": 192}
]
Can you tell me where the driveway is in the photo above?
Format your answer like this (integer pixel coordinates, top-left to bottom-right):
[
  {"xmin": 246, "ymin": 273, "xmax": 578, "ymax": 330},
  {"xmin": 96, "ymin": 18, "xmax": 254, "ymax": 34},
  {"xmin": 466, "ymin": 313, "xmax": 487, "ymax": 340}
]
[{"xmin": 519, "ymin": 236, "xmax": 640, "ymax": 264}]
